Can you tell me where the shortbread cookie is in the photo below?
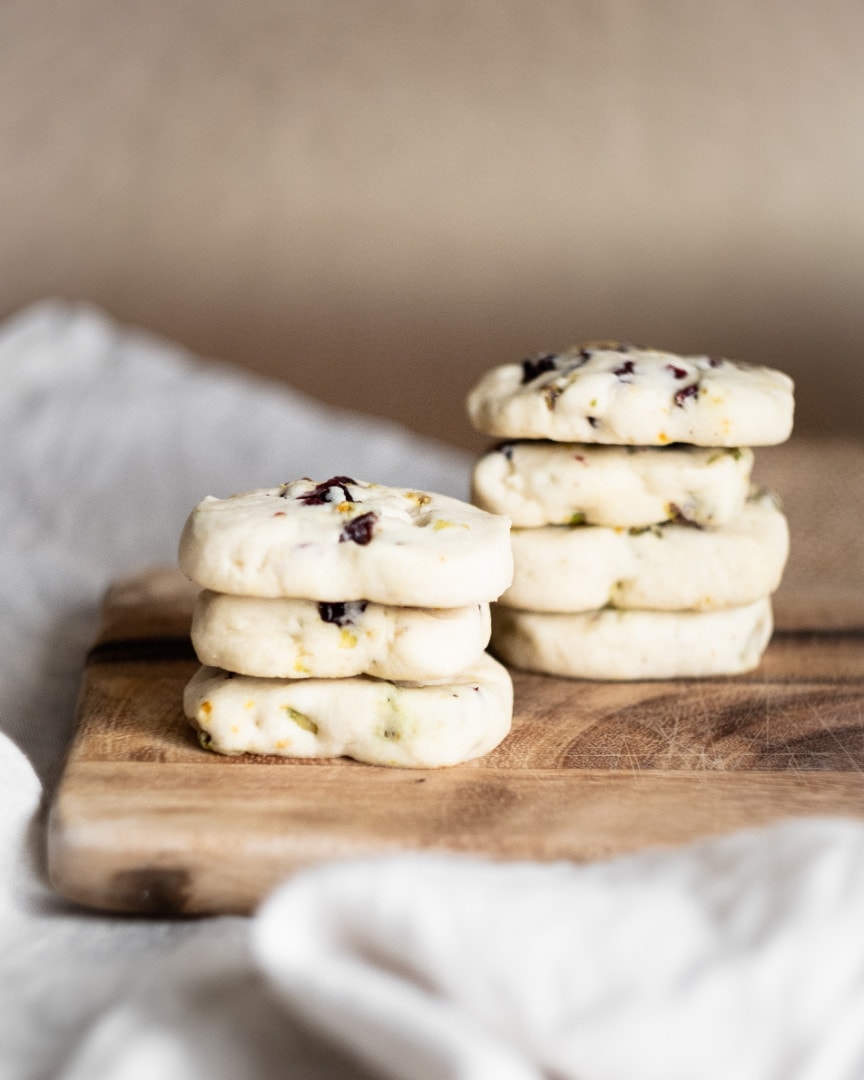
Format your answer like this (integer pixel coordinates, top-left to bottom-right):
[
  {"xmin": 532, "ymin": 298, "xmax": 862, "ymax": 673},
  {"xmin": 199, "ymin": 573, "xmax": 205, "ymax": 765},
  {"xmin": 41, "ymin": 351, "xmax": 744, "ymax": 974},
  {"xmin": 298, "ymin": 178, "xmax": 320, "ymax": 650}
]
[
  {"xmin": 472, "ymin": 441, "xmax": 754, "ymax": 528},
  {"xmin": 179, "ymin": 477, "xmax": 513, "ymax": 607},
  {"xmin": 491, "ymin": 598, "xmax": 773, "ymax": 679},
  {"xmin": 191, "ymin": 589, "xmax": 491, "ymax": 681},
  {"xmin": 500, "ymin": 492, "xmax": 789, "ymax": 613},
  {"xmin": 184, "ymin": 653, "xmax": 513, "ymax": 768},
  {"xmin": 466, "ymin": 344, "xmax": 794, "ymax": 446}
]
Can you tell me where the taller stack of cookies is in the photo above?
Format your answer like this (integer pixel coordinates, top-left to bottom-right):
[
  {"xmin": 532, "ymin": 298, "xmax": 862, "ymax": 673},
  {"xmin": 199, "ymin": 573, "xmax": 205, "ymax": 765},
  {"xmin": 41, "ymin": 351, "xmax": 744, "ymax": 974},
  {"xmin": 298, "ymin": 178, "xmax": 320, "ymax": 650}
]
[
  {"xmin": 178, "ymin": 477, "xmax": 514, "ymax": 767},
  {"xmin": 466, "ymin": 344, "xmax": 794, "ymax": 679}
]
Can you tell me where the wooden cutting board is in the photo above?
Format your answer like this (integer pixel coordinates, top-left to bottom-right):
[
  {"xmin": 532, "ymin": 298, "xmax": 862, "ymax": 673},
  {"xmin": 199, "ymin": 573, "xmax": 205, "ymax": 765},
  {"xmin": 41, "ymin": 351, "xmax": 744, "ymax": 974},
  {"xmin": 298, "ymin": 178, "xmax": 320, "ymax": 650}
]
[{"xmin": 47, "ymin": 439, "xmax": 864, "ymax": 915}]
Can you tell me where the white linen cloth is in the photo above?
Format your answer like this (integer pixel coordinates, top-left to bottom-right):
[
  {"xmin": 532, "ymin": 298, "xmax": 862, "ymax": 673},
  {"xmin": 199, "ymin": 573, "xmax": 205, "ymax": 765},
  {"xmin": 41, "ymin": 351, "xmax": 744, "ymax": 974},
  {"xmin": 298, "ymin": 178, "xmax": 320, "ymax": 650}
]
[{"xmin": 2, "ymin": 302, "xmax": 863, "ymax": 1080}]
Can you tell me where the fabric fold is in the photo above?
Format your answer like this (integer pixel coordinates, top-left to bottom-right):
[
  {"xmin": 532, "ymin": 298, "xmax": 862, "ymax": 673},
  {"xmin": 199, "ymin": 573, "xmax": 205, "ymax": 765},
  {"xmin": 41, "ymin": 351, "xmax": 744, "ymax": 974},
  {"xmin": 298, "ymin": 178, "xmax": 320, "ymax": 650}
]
[{"xmin": 251, "ymin": 821, "xmax": 864, "ymax": 1080}]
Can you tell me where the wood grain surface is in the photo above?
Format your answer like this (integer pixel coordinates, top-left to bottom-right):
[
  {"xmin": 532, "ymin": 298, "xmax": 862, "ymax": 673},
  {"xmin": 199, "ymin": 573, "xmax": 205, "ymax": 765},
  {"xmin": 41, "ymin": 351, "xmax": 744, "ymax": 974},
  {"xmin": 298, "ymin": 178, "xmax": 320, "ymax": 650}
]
[{"xmin": 47, "ymin": 440, "xmax": 864, "ymax": 915}]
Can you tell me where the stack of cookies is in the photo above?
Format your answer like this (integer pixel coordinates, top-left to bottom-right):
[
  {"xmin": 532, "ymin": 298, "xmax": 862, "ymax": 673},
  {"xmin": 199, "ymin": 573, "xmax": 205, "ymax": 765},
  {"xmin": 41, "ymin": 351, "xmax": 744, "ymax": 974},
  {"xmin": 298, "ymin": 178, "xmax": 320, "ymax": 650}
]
[
  {"xmin": 178, "ymin": 476, "xmax": 514, "ymax": 767},
  {"xmin": 466, "ymin": 344, "xmax": 794, "ymax": 679}
]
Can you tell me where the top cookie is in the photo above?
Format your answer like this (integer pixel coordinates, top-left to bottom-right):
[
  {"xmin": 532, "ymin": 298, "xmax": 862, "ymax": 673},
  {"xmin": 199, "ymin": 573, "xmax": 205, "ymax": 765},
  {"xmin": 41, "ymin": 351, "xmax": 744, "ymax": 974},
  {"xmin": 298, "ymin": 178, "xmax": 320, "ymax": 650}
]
[
  {"xmin": 466, "ymin": 343, "xmax": 794, "ymax": 446},
  {"xmin": 179, "ymin": 476, "xmax": 513, "ymax": 607}
]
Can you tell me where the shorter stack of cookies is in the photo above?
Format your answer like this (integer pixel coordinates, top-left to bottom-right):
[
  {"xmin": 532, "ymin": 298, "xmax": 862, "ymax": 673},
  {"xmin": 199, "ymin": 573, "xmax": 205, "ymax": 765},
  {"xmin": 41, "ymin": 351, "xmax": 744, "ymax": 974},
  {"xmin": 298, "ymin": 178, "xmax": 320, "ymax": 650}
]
[
  {"xmin": 466, "ymin": 344, "xmax": 794, "ymax": 679},
  {"xmin": 178, "ymin": 477, "xmax": 514, "ymax": 767}
]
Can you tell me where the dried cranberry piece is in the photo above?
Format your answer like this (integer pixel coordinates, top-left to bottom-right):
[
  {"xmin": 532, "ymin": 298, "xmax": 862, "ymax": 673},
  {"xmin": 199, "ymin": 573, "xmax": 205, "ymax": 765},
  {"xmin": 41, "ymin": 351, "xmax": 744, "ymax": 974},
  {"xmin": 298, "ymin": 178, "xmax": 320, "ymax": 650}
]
[
  {"xmin": 318, "ymin": 600, "xmax": 368, "ymax": 627},
  {"xmin": 674, "ymin": 383, "xmax": 699, "ymax": 407},
  {"xmin": 666, "ymin": 364, "xmax": 688, "ymax": 380},
  {"xmin": 297, "ymin": 476, "xmax": 357, "ymax": 505},
  {"xmin": 339, "ymin": 511, "xmax": 378, "ymax": 545},
  {"xmin": 613, "ymin": 359, "xmax": 636, "ymax": 378},
  {"xmin": 521, "ymin": 354, "xmax": 558, "ymax": 384},
  {"xmin": 707, "ymin": 356, "xmax": 723, "ymax": 368}
]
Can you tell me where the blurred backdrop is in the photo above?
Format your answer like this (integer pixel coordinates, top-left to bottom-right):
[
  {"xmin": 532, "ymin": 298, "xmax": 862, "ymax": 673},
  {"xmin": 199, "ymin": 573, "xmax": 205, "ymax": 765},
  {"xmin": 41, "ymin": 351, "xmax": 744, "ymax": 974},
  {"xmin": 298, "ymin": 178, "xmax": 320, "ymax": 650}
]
[{"xmin": 1, "ymin": 0, "xmax": 862, "ymax": 451}]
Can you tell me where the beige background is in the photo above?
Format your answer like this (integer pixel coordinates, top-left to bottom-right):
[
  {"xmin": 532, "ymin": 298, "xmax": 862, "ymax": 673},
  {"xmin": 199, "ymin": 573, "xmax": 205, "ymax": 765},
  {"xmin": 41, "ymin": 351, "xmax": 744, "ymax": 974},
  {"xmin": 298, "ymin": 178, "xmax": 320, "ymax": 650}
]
[{"xmin": 2, "ymin": 1, "xmax": 862, "ymax": 451}]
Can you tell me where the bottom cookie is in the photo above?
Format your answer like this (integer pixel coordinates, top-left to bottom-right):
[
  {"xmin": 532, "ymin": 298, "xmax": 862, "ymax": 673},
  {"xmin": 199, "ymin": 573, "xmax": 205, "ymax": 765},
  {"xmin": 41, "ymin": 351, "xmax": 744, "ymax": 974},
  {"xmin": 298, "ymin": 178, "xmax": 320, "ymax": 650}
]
[
  {"xmin": 491, "ymin": 598, "xmax": 773, "ymax": 679},
  {"xmin": 183, "ymin": 653, "xmax": 513, "ymax": 768}
]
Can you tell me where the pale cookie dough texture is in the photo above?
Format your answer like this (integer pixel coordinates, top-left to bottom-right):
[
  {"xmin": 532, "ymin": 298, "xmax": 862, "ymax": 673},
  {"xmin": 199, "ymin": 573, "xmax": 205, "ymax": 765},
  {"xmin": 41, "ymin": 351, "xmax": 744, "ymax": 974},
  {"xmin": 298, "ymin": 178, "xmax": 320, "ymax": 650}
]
[
  {"xmin": 500, "ymin": 493, "xmax": 789, "ymax": 614},
  {"xmin": 183, "ymin": 653, "xmax": 513, "ymax": 768},
  {"xmin": 466, "ymin": 343, "xmax": 794, "ymax": 447},
  {"xmin": 491, "ymin": 598, "xmax": 773, "ymax": 680},
  {"xmin": 472, "ymin": 442, "xmax": 754, "ymax": 529},
  {"xmin": 191, "ymin": 589, "xmax": 492, "ymax": 682},
  {"xmin": 179, "ymin": 476, "xmax": 513, "ymax": 607}
]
